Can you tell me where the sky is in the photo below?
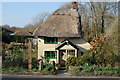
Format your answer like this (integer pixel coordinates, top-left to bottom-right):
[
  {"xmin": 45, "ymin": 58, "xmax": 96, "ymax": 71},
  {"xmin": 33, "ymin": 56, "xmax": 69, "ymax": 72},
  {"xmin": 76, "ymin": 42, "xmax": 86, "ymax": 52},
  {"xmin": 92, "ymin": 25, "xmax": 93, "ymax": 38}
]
[
  {"xmin": 1, "ymin": 2, "xmax": 66, "ymax": 28},
  {"xmin": 1, "ymin": 0, "xmax": 118, "ymax": 28}
]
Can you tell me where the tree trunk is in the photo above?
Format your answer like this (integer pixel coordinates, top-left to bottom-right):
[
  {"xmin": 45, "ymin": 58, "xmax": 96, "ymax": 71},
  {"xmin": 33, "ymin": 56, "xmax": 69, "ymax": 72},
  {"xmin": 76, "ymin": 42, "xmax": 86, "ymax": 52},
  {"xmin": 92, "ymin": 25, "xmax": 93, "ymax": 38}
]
[
  {"xmin": 101, "ymin": 14, "xmax": 105, "ymax": 34},
  {"xmin": 28, "ymin": 39, "xmax": 32, "ymax": 70}
]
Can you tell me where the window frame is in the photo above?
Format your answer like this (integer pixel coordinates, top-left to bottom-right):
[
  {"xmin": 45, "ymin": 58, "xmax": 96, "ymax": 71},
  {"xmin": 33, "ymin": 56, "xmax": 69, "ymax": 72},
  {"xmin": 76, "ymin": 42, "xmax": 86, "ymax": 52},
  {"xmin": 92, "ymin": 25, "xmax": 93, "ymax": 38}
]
[
  {"xmin": 44, "ymin": 37, "xmax": 58, "ymax": 44},
  {"xmin": 67, "ymin": 50, "xmax": 75, "ymax": 56},
  {"xmin": 44, "ymin": 51, "xmax": 57, "ymax": 59}
]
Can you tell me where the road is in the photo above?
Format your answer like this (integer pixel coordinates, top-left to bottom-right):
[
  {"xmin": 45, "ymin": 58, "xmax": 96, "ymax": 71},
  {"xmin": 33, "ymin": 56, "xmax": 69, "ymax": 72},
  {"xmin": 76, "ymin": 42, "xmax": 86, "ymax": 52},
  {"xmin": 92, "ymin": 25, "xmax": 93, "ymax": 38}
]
[{"xmin": 2, "ymin": 74, "xmax": 120, "ymax": 80}]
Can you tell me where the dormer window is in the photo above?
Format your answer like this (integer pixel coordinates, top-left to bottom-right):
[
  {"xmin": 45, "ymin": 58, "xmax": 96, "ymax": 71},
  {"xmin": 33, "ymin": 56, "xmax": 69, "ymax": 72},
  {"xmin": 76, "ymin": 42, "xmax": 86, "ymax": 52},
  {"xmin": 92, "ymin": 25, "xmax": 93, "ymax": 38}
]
[{"xmin": 44, "ymin": 37, "xmax": 58, "ymax": 44}]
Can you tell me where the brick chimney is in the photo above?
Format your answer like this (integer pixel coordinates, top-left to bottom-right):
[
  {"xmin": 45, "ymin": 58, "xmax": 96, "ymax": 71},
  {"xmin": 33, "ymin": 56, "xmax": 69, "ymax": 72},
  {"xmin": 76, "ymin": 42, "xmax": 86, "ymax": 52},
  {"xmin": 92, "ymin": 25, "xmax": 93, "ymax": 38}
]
[
  {"xmin": 71, "ymin": 1, "xmax": 83, "ymax": 37},
  {"xmin": 72, "ymin": 1, "xmax": 78, "ymax": 10}
]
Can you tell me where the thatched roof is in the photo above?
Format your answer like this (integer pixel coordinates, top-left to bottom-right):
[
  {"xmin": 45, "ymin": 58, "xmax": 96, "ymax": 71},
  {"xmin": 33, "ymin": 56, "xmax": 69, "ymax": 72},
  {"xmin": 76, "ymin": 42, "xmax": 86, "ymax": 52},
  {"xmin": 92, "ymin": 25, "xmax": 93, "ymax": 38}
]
[
  {"xmin": 2, "ymin": 27, "xmax": 14, "ymax": 33},
  {"xmin": 33, "ymin": 8, "xmax": 81, "ymax": 37},
  {"xmin": 14, "ymin": 31, "xmax": 32, "ymax": 36}
]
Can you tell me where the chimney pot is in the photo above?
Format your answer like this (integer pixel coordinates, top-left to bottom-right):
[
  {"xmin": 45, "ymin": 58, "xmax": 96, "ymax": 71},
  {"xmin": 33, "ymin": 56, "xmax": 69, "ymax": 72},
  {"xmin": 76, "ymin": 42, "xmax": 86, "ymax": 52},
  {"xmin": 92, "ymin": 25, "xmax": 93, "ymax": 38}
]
[{"xmin": 72, "ymin": 1, "xmax": 78, "ymax": 10}]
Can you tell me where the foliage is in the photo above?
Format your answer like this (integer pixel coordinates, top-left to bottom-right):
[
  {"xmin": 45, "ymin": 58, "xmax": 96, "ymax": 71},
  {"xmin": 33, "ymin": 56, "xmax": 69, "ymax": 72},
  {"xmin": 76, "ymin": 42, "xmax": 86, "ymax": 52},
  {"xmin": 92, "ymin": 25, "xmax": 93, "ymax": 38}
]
[
  {"xmin": 44, "ymin": 63, "xmax": 54, "ymax": 71},
  {"xmin": 89, "ymin": 34, "xmax": 119, "ymax": 67},
  {"xmin": 94, "ymin": 67, "xmax": 120, "ymax": 76},
  {"xmin": 2, "ymin": 35, "xmax": 11, "ymax": 44},
  {"xmin": 69, "ymin": 64, "xmax": 120, "ymax": 76},
  {"xmin": 40, "ymin": 56, "xmax": 50, "ymax": 65},
  {"xmin": 65, "ymin": 54, "xmax": 96, "ymax": 69},
  {"xmin": 2, "ymin": 48, "xmax": 28, "ymax": 68},
  {"xmin": 66, "ymin": 34, "xmax": 119, "ymax": 68},
  {"xmin": 2, "ymin": 35, "xmax": 27, "ymax": 43},
  {"xmin": 37, "ymin": 63, "xmax": 55, "ymax": 75},
  {"xmin": 2, "ymin": 67, "xmax": 28, "ymax": 73},
  {"xmin": 32, "ymin": 48, "xmax": 38, "ymax": 59},
  {"xmin": 106, "ymin": 20, "xmax": 119, "ymax": 55},
  {"xmin": 32, "ymin": 58, "xmax": 39, "ymax": 69},
  {"xmin": 13, "ymin": 35, "xmax": 27, "ymax": 43},
  {"xmin": 69, "ymin": 68, "xmax": 81, "ymax": 75},
  {"xmin": 78, "ymin": 2, "xmax": 118, "ymax": 41},
  {"xmin": 66, "ymin": 34, "xmax": 120, "ymax": 76},
  {"xmin": 76, "ymin": 53, "xmax": 95, "ymax": 66},
  {"xmin": 65, "ymin": 56, "xmax": 77, "ymax": 70},
  {"xmin": 34, "ymin": 56, "xmax": 56, "ymax": 74},
  {"xmin": 32, "ymin": 48, "xmax": 39, "ymax": 69}
]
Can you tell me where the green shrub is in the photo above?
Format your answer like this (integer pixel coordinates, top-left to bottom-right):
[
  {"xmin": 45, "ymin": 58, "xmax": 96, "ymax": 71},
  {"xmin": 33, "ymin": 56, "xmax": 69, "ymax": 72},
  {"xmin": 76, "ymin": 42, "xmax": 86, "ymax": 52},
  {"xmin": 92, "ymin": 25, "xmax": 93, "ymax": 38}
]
[
  {"xmin": 3, "ymin": 48, "xmax": 28, "ymax": 68},
  {"xmin": 45, "ymin": 63, "xmax": 54, "ymax": 71},
  {"xmin": 65, "ymin": 55, "xmax": 96, "ymax": 70},
  {"xmin": 108, "ymin": 52, "xmax": 120, "ymax": 67},
  {"xmin": 2, "ymin": 67, "xmax": 28, "ymax": 73},
  {"xmin": 80, "ymin": 63, "xmax": 93, "ymax": 73},
  {"xmin": 65, "ymin": 56, "xmax": 77, "ymax": 70},
  {"xmin": 69, "ymin": 68, "xmax": 81, "ymax": 75},
  {"xmin": 38, "ymin": 63, "xmax": 55, "ymax": 75},
  {"xmin": 81, "ymin": 65, "xmax": 120, "ymax": 76},
  {"xmin": 40, "ymin": 68, "xmax": 53, "ymax": 75},
  {"xmin": 32, "ymin": 58, "xmax": 39, "ymax": 69},
  {"xmin": 75, "ymin": 53, "xmax": 96, "ymax": 66},
  {"xmin": 68, "ymin": 62, "xmax": 120, "ymax": 76}
]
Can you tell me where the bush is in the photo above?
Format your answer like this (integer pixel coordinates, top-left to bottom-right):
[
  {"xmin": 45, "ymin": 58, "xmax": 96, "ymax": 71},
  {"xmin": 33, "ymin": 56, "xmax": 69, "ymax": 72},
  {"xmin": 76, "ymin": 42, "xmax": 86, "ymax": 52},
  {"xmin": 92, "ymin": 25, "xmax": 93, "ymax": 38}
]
[
  {"xmin": 38, "ymin": 63, "xmax": 55, "ymax": 75},
  {"xmin": 65, "ymin": 54, "xmax": 96, "ymax": 70},
  {"xmin": 94, "ymin": 67, "xmax": 120, "ymax": 76},
  {"xmin": 2, "ymin": 35, "xmax": 27, "ymax": 43},
  {"xmin": 65, "ymin": 56, "xmax": 77, "ymax": 70},
  {"xmin": 89, "ymin": 34, "xmax": 120, "ymax": 67},
  {"xmin": 69, "ymin": 68, "xmax": 81, "ymax": 75},
  {"xmin": 45, "ymin": 63, "xmax": 55, "ymax": 71},
  {"xmin": 2, "ymin": 48, "xmax": 28, "ymax": 68},
  {"xmin": 68, "ymin": 63, "xmax": 120, "ymax": 76},
  {"xmin": 2, "ymin": 67, "xmax": 28, "ymax": 73},
  {"xmin": 32, "ymin": 58, "xmax": 39, "ymax": 69},
  {"xmin": 41, "ymin": 67, "xmax": 53, "ymax": 75}
]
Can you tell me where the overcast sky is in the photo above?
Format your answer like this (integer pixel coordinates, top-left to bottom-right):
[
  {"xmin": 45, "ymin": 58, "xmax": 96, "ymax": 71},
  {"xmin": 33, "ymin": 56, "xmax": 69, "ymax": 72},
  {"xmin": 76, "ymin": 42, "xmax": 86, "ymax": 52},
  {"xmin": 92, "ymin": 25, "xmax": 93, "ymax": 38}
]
[{"xmin": 2, "ymin": 2, "xmax": 65, "ymax": 27}]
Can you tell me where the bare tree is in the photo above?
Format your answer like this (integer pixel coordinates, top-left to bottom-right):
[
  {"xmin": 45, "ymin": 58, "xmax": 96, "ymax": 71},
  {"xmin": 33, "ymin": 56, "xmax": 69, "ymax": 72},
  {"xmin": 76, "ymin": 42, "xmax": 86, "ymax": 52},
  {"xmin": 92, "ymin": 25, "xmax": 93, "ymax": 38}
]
[
  {"xmin": 24, "ymin": 12, "xmax": 50, "ymax": 32},
  {"xmin": 106, "ymin": 19, "xmax": 118, "ymax": 55},
  {"xmin": 24, "ymin": 24, "xmax": 35, "ymax": 32},
  {"xmin": 32, "ymin": 12, "xmax": 50, "ymax": 27},
  {"xmin": 59, "ymin": 3, "xmax": 72, "ymax": 9}
]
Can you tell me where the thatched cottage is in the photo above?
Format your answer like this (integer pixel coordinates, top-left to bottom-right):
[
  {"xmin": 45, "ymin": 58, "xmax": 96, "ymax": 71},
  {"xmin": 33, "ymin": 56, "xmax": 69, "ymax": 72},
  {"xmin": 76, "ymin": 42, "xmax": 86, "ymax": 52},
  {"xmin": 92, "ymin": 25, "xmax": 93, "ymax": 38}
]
[{"xmin": 33, "ymin": 2, "xmax": 90, "ymax": 66}]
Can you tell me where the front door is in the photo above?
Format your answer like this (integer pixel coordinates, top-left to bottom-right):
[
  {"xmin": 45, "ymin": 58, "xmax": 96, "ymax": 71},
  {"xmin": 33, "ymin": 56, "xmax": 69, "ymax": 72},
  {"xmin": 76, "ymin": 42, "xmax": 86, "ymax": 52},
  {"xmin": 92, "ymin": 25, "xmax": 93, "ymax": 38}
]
[{"xmin": 59, "ymin": 50, "xmax": 66, "ymax": 67}]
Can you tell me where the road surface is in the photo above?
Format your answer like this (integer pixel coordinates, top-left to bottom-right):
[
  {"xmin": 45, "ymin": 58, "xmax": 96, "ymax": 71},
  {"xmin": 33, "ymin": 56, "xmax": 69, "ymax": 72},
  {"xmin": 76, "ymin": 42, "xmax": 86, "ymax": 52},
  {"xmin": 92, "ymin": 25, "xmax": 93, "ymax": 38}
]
[{"xmin": 2, "ymin": 74, "xmax": 120, "ymax": 80}]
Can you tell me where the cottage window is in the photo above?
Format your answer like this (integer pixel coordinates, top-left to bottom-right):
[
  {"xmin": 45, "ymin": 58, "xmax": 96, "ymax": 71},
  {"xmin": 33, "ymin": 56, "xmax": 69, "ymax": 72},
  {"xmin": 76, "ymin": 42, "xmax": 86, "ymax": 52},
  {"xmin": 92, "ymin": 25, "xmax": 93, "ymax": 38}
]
[
  {"xmin": 67, "ymin": 50, "xmax": 75, "ymax": 56},
  {"xmin": 44, "ymin": 37, "xmax": 58, "ymax": 44},
  {"xmin": 44, "ymin": 51, "xmax": 57, "ymax": 59}
]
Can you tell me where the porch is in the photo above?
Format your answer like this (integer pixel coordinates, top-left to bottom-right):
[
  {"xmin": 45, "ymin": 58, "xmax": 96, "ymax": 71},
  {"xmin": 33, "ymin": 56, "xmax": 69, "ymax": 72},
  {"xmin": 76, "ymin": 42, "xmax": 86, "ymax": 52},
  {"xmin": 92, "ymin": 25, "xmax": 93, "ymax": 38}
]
[
  {"xmin": 55, "ymin": 40, "xmax": 79, "ymax": 66},
  {"xmin": 58, "ymin": 49, "xmax": 78, "ymax": 66}
]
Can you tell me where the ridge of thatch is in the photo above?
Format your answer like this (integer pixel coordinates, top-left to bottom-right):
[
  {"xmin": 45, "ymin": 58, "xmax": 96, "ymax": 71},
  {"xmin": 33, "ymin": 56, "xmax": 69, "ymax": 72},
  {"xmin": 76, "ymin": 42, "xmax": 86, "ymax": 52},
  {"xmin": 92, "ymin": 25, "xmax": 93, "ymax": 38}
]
[{"xmin": 33, "ymin": 8, "xmax": 81, "ymax": 37}]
